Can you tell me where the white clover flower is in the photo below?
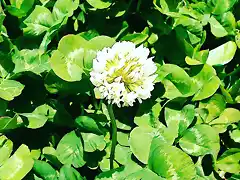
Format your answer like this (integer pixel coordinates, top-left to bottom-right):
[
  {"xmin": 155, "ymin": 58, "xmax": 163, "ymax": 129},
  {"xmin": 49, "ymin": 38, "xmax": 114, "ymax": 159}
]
[{"xmin": 90, "ymin": 41, "xmax": 157, "ymax": 107}]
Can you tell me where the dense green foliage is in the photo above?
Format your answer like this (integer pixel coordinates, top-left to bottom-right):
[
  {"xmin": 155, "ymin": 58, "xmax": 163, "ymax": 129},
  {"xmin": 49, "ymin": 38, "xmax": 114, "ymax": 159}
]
[{"xmin": 0, "ymin": 0, "xmax": 240, "ymax": 179}]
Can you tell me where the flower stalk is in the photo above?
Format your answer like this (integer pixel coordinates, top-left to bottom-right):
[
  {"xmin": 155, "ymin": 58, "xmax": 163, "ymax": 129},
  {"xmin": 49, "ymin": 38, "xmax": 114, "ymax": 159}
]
[{"xmin": 107, "ymin": 103, "xmax": 117, "ymax": 169}]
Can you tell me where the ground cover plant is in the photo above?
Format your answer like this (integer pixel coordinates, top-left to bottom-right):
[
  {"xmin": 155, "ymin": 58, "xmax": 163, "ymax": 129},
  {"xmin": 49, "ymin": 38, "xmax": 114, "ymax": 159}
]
[{"xmin": 0, "ymin": 0, "xmax": 240, "ymax": 179}]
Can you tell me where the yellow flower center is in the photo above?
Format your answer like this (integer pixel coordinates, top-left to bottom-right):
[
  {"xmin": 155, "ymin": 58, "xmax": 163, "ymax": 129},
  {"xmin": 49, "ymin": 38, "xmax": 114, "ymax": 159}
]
[{"xmin": 105, "ymin": 54, "xmax": 144, "ymax": 92}]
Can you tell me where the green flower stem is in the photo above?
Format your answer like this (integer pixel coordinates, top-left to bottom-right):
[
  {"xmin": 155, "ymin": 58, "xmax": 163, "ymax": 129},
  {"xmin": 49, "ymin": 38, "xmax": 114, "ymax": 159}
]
[{"xmin": 107, "ymin": 103, "xmax": 117, "ymax": 169}]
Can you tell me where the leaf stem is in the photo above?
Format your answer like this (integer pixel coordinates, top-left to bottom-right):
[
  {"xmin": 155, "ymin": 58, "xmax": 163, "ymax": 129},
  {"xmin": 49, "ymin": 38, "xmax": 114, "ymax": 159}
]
[
  {"xmin": 107, "ymin": 103, "xmax": 117, "ymax": 169},
  {"xmin": 226, "ymin": 66, "xmax": 240, "ymax": 77},
  {"xmin": 136, "ymin": 0, "xmax": 142, "ymax": 12},
  {"xmin": 89, "ymin": 83, "xmax": 98, "ymax": 111},
  {"xmin": 122, "ymin": 0, "xmax": 134, "ymax": 19}
]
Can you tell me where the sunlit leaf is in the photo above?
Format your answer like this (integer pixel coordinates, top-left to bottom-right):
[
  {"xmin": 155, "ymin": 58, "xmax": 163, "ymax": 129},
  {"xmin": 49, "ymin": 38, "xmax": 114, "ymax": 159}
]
[
  {"xmin": 13, "ymin": 49, "xmax": 51, "ymax": 74},
  {"xmin": 209, "ymin": 108, "xmax": 240, "ymax": 133},
  {"xmin": 198, "ymin": 94, "xmax": 226, "ymax": 123},
  {"xmin": 56, "ymin": 131, "xmax": 85, "ymax": 168},
  {"xmin": 0, "ymin": 79, "xmax": 24, "ymax": 101},
  {"xmin": 216, "ymin": 148, "xmax": 240, "ymax": 173},
  {"xmin": 157, "ymin": 64, "xmax": 197, "ymax": 99},
  {"xmin": 230, "ymin": 129, "xmax": 240, "ymax": 143},
  {"xmin": 52, "ymin": 0, "xmax": 79, "ymax": 21},
  {"xmin": 0, "ymin": 144, "xmax": 34, "ymax": 180},
  {"xmin": 129, "ymin": 127, "xmax": 155, "ymax": 164},
  {"xmin": 21, "ymin": 104, "xmax": 56, "ymax": 129},
  {"xmin": 86, "ymin": 0, "xmax": 112, "ymax": 9},
  {"xmin": 206, "ymin": 41, "xmax": 237, "ymax": 66},
  {"xmin": 191, "ymin": 65, "xmax": 221, "ymax": 101},
  {"xmin": 81, "ymin": 132, "xmax": 106, "ymax": 152},
  {"xmin": 114, "ymin": 144, "xmax": 131, "ymax": 165},
  {"xmin": 33, "ymin": 160, "xmax": 58, "ymax": 180},
  {"xmin": 7, "ymin": 0, "xmax": 34, "ymax": 18},
  {"xmin": 179, "ymin": 124, "xmax": 220, "ymax": 157},
  {"xmin": 59, "ymin": 164, "xmax": 84, "ymax": 180},
  {"xmin": 148, "ymin": 137, "xmax": 196, "ymax": 179},
  {"xmin": 23, "ymin": 6, "xmax": 54, "ymax": 36},
  {"xmin": 165, "ymin": 104, "xmax": 195, "ymax": 136},
  {"xmin": 0, "ymin": 115, "xmax": 19, "ymax": 132},
  {"xmin": 0, "ymin": 135, "xmax": 13, "ymax": 166}
]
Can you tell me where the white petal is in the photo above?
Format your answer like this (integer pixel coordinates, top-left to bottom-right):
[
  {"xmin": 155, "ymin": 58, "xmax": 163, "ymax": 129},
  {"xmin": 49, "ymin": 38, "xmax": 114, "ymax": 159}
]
[
  {"xmin": 93, "ymin": 60, "xmax": 106, "ymax": 72},
  {"xmin": 112, "ymin": 41, "xmax": 135, "ymax": 55},
  {"xmin": 142, "ymin": 58, "xmax": 157, "ymax": 76},
  {"xmin": 133, "ymin": 45, "xmax": 149, "ymax": 61}
]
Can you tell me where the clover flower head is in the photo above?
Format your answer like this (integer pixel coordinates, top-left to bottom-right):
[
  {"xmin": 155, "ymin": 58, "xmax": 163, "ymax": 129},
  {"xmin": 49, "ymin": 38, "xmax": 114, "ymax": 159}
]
[{"xmin": 90, "ymin": 41, "xmax": 157, "ymax": 107}]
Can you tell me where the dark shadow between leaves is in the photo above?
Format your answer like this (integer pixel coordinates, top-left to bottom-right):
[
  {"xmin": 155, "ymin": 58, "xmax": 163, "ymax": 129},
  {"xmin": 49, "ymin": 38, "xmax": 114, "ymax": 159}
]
[
  {"xmin": 202, "ymin": 154, "xmax": 214, "ymax": 176},
  {"xmin": 8, "ymin": 72, "xmax": 47, "ymax": 113},
  {"xmin": 188, "ymin": 64, "xmax": 204, "ymax": 77}
]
